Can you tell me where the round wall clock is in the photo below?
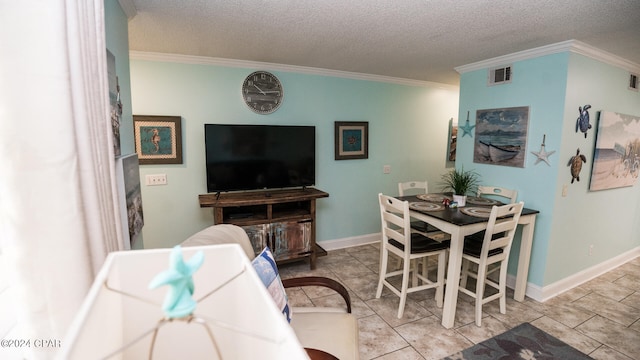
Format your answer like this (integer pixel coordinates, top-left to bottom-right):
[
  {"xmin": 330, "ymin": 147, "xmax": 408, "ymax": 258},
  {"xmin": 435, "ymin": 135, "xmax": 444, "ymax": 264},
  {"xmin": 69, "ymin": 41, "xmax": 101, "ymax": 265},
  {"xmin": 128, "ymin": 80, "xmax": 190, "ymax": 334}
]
[{"xmin": 241, "ymin": 71, "xmax": 283, "ymax": 114}]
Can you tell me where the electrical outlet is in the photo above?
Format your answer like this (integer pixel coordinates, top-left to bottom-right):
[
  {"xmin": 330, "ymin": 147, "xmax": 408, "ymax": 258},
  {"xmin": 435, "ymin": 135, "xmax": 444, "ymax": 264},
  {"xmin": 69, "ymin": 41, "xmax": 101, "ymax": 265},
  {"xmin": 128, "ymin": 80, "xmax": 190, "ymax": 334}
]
[
  {"xmin": 383, "ymin": 165, "xmax": 391, "ymax": 174},
  {"xmin": 589, "ymin": 244, "xmax": 594, "ymax": 256},
  {"xmin": 146, "ymin": 174, "xmax": 167, "ymax": 186},
  {"xmin": 562, "ymin": 184, "xmax": 568, "ymax": 197}
]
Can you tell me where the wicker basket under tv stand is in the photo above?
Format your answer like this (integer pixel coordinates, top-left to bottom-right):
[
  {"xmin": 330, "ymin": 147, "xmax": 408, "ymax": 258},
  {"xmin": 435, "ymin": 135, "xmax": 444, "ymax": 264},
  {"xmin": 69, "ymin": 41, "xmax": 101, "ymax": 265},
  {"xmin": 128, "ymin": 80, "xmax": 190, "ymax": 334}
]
[{"xmin": 199, "ymin": 188, "xmax": 329, "ymax": 269}]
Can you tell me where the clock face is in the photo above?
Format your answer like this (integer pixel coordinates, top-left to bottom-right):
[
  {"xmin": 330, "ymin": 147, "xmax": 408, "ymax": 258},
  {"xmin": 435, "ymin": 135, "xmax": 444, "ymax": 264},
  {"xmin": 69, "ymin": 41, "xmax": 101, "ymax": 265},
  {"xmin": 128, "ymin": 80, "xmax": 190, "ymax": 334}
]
[{"xmin": 242, "ymin": 71, "xmax": 283, "ymax": 114}]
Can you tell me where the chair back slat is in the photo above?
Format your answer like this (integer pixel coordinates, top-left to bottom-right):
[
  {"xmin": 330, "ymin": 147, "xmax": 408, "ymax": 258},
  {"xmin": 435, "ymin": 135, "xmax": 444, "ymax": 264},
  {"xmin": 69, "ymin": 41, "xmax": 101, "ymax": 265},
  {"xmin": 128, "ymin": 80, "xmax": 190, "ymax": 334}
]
[
  {"xmin": 398, "ymin": 181, "xmax": 428, "ymax": 196},
  {"xmin": 480, "ymin": 202, "xmax": 524, "ymax": 257},
  {"xmin": 477, "ymin": 186, "xmax": 518, "ymax": 204},
  {"xmin": 379, "ymin": 193, "xmax": 411, "ymax": 247}
]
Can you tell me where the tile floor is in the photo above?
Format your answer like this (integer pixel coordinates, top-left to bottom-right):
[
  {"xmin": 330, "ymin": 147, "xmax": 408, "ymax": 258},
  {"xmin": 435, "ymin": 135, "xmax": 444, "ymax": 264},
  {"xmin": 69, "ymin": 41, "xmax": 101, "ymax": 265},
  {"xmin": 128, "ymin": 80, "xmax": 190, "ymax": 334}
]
[{"xmin": 279, "ymin": 243, "xmax": 640, "ymax": 360}]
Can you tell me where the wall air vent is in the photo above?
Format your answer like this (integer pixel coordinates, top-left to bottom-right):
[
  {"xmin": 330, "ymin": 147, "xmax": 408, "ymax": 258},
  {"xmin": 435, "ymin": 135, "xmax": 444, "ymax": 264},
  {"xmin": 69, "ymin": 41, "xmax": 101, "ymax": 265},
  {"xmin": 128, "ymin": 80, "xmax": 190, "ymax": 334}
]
[
  {"xmin": 629, "ymin": 73, "xmax": 638, "ymax": 91},
  {"xmin": 488, "ymin": 65, "xmax": 512, "ymax": 86}
]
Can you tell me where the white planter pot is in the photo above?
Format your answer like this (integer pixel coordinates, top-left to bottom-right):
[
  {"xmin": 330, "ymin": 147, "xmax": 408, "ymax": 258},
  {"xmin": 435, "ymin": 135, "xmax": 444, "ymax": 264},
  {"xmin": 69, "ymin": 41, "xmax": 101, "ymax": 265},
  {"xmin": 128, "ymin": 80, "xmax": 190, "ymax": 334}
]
[{"xmin": 452, "ymin": 194, "xmax": 467, "ymax": 207}]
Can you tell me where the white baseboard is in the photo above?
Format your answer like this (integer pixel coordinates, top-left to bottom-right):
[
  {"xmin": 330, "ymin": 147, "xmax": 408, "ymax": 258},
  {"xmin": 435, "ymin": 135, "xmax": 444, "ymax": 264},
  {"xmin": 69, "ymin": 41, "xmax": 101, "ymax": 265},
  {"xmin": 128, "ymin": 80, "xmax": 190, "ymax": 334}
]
[
  {"xmin": 321, "ymin": 234, "xmax": 640, "ymax": 303},
  {"xmin": 317, "ymin": 233, "xmax": 380, "ymax": 251},
  {"xmin": 529, "ymin": 246, "xmax": 640, "ymax": 302}
]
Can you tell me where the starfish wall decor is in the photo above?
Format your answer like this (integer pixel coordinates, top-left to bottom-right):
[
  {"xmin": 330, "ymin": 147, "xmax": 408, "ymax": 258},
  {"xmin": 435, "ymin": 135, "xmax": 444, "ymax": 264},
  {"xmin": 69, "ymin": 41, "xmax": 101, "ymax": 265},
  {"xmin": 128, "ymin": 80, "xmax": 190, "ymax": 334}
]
[
  {"xmin": 460, "ymin": 110, "xmax": 475, "ymax": 138},
  {"xmin": 531, "ymin": 134, "xmax": 556, "ymax": 166}
]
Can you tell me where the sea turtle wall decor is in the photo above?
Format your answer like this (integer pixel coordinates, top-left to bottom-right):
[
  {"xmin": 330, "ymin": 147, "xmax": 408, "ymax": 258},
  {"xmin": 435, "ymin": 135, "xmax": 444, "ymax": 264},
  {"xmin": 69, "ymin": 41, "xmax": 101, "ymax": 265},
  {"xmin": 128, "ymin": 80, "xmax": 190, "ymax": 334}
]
[
  {"xmin": 576, "ymin": 104, "xmax": 592, "ymax": 138},
  {"xmin": 568, "ymin": 148, "xmax": 587, "ymax": 184}
]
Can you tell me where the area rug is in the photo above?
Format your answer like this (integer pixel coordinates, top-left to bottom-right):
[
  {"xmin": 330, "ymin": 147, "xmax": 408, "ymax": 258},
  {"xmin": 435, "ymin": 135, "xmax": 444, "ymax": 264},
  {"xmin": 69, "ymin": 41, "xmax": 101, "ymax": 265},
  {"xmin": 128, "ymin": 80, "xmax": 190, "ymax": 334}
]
[{"xmin": 442, "ymin": 323, "xmax": 593, "ymax": 359}]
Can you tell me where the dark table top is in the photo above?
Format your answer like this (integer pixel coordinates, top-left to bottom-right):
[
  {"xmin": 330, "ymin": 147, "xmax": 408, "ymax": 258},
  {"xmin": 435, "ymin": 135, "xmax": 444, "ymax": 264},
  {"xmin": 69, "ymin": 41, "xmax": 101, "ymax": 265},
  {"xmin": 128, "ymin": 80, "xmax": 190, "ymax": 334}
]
[{"xmin": 398, "ymin": 194, "xmax": 540, "ymax": 226}]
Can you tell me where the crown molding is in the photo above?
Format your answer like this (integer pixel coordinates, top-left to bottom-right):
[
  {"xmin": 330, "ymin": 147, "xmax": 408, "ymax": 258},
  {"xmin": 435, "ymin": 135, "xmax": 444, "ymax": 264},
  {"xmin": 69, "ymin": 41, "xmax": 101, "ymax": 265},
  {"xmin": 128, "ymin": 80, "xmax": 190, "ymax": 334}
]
[
  {"xmin": 129, "ymin": 51, "xmax": 458, "ymax": 90},
  {"xmin": 117, "ymin": 0, "xmax": 137, "ymax": 19},
  {"xmin": 455, "ymin": 40, "xmax": 640, "ymax": 74}
]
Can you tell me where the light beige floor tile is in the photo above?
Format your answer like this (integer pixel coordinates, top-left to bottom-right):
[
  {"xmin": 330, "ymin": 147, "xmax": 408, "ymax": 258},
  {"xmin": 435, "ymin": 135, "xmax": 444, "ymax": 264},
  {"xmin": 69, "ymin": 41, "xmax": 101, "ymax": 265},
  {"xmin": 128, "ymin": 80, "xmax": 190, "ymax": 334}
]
[
  {"xmin": 613, "ymin": 273, "xmax": 640, "ymax": 292},
  {"xmin": 374, "ymin": 346, "xmax": 425, "ymax": 360},
  {"xmin": 573, "ymin": 292, "xmax": 640, "ymax": 327},
  {"xmin": 365, "ymin": 294, "xmax": 432, "ymax": 328},
  {"xmin": 589, "ymin": 345, "xmax": 636, "ymax": 360},
  {"xmin": 455, "ymin": 316, "xmax": 509, "ymax": 344},
  {"xmin": 394, "ymin": 316, "xmax": 473, "ymax": 360},
  {"xmin": 581, "ymin": 278, "xmax": 635, "ymax": 301},
  {"xmin": 483, "ymin": 296, "xmax": 544, "ymax": 327},
  {"xmin": 620, "ymin": 292, "xmax": 640, "ymax": 310},
  {"xmin": 530, "ymin": 316, "xmax": 601, "ymax": 355},
  {"xmin": 576, "ymin": 315, "xmax": 640, "ymax": 360},
  {"xmin": 339, "ymin": 272, "xmax": 382, "ymax": 301},
  {"xmin": 357, "ymin": 314, "xmax": 409, "ymax": 360},
  {"xmin": 326, "ymin": 260, "xmax": 375, "ymax": 278},
  {"xmin": 286, "ymin": 287, "xmax": 314, "ymax": 307},
  {"xmin": 540, "ymin": 302, "xmax": 595, "ymax": 328}
]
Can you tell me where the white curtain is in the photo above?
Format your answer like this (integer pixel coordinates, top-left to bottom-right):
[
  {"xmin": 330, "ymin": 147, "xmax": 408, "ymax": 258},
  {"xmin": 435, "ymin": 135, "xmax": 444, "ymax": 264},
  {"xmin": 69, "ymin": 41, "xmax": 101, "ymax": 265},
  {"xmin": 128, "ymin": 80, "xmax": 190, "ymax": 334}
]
[{"xmin": 0, "ymin": 0, "xmax": 124, "ymax": 358}]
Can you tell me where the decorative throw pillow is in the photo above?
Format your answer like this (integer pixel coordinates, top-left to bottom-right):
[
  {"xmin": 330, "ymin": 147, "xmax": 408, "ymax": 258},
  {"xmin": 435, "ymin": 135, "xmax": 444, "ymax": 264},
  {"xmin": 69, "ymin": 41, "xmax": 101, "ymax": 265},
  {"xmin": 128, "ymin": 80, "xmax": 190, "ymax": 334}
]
[{"xmin": 251, "ymin": 247, "xmax": 291, "ymax": 323}]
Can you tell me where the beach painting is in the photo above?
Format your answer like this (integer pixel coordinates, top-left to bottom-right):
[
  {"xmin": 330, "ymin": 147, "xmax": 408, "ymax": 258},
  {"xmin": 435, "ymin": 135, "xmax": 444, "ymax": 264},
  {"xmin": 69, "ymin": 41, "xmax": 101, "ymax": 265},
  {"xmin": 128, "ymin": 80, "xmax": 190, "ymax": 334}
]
[
  {"xmin": 589, "ymin": 111, "xmax": 640, "ymax": 191},
  {"xmin": 473, "ymin": 106, "xmax": 529, "ymax": 168}
]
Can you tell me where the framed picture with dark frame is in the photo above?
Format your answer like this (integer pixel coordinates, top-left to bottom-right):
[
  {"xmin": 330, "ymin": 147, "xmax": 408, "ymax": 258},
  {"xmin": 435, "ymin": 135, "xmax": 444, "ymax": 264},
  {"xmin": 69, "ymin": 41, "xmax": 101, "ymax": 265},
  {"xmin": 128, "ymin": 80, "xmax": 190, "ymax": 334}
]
[
  {"xmin": 335, "ymin": 121, "xmax": 368, "ymax": 160},
  {"xmin": 133, "ymin": 115, "xmax": 183, "ymax": 165}
]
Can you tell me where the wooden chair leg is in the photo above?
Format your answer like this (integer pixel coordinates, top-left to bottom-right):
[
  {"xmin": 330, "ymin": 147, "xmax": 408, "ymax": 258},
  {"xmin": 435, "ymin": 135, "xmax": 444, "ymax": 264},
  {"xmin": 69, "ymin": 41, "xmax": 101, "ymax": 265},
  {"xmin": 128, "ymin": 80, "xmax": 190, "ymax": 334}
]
[
  {"xmin": 398, "ymin": 257, "xmax": 411, "ymax": 318},
  {"xmin": 460, "ymin": 259, "xmax": 470, "ymax": 288},
  {"xmin": 435, "ymin": 251, "xmax": 445, "ymax": 308},
  {"xmin": 376, "ymin": 248, "xmax": 388, "ymax": 299},
  {"xmin": 474, "ymin": 263, "xmax": 487, "ymax": 326},
  {"xmin": 499, "ymin": 263, "xmax": 508, "ymax": 314}
]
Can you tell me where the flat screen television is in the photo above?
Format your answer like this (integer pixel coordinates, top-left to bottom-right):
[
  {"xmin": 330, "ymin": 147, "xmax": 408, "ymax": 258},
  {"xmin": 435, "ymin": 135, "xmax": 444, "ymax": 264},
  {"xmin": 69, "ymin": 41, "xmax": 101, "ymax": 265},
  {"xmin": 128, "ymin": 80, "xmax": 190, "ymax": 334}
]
[{"xmin": 204, "ymin": 124, "xmax": 315, "ymax": 193}]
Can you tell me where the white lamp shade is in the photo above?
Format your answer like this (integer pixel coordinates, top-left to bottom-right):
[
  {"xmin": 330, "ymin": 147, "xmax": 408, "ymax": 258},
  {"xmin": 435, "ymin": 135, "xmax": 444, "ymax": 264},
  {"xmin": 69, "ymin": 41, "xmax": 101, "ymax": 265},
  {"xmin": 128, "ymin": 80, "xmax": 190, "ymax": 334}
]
[{"xmin": 61, "ymin": 244, "xmax": 307, "ymax": 359}]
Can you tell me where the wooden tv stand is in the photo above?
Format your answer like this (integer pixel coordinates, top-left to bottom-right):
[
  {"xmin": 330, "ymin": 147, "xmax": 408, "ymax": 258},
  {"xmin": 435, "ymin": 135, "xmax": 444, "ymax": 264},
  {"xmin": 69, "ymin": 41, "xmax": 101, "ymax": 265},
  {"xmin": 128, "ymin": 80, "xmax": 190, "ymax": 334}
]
[{"xmin": 199, "ymin": 188, "xmax": 329, "ymax": 269}]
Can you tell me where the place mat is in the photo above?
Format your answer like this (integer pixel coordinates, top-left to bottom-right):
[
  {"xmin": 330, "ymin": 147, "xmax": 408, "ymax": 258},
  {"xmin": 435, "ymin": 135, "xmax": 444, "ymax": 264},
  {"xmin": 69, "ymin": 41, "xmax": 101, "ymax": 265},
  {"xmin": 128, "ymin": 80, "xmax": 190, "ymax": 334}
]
[
  {"xmin": 466, "ymin": 196, "xmax": 502, "ymax": 206},
  {"xmin": 409, "ymin": 202, "xmax": 444, "ymax": 212},
  {"xmin": 416, "ymin": 194, "xmax": 452, "ymax": 203},
  {"xmin": 460, "ymin": 207, "xmax": 493, "ymax": 218}
]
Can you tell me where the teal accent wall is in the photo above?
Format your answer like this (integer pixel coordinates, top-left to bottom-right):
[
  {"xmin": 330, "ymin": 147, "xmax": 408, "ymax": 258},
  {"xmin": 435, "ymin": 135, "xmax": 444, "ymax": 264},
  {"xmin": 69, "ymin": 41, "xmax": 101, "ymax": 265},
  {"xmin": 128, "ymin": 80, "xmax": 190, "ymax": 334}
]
[
  {"xmin": 458, "ymin": 51, "xmax": 640, "ymax": 288},
  {"xmin": 545, "ymin": 53, "xmax": 640, "ymax": 285},
  {"xmin": 130, "ymin": 60, "xmax": 459, "ymax": 249}
]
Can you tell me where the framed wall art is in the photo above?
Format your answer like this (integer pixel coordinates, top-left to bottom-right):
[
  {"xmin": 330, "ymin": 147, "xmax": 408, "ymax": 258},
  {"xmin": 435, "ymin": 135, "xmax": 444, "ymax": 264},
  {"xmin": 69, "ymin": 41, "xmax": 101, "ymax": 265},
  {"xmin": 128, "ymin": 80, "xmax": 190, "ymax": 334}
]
[
  {"xmin": 115, "ymin": 153, "xmax": 144, "ymax": 248},
  {"xmin": 589, "ymin": 111, "xmax": 640, "ymax": 191},
  {"xmin": 473, "ymin": 106, "xmax": 529, "ymax": 168},
  {"xmin": 447, "ymin": 118, "xmax": 458, "ymax": 162},
  {"xmin": 133, "ymin": 115, "xmax": 183, "ymax": 165},
  {"xmin": 107, "ymin": 49, "xmax": 121, "ymax": 157},
  {"xmin": 335, "ymin": 121, "xmax": 368, "ymax": 160}
]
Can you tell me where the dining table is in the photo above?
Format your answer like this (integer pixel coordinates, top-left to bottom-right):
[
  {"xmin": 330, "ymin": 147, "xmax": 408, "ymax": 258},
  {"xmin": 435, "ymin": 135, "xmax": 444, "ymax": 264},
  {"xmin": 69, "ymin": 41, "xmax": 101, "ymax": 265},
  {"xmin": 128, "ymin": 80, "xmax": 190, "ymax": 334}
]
[{"xmin": 398, "ymin": 193, "xmax": 539, "ymax": 329}]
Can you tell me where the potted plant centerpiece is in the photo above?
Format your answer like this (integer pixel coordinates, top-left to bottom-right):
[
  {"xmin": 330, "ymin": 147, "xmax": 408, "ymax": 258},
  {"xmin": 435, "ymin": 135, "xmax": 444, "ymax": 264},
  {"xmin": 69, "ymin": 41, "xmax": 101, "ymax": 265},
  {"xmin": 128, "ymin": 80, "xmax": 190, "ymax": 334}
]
[{"xmin": 440, "ymin": 167, "xmax": 480, "ymax": 207}]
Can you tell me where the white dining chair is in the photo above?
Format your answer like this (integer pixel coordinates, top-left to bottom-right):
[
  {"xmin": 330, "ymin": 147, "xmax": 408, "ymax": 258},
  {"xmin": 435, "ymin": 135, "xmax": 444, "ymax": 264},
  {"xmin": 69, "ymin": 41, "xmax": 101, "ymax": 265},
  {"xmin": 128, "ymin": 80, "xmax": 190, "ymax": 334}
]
[
  {"xmin": 466, "ymin": 186, "xmax": 519, "ymax": 280},
  {"xmin": 458, "ymin": 202, "xmax": 524, "ymax": 326},
  {"xmin": 398, "ymin": 181, "xmax": 440, "ymax": 236},
  {"xmin": 476, "ymin": 186, "xmax": 518, "ymax": 204},
  {"xmin": 376, "ymin": 193, "xmax": 449, "ymax": 318}
]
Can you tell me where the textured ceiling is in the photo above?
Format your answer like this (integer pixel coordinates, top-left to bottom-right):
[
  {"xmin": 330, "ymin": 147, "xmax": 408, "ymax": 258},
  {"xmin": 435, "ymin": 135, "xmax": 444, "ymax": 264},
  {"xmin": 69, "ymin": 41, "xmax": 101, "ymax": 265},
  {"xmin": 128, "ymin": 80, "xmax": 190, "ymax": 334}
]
[{"xmin": 127, "ymin": 0, "xmax": 640, "ymax": 85}]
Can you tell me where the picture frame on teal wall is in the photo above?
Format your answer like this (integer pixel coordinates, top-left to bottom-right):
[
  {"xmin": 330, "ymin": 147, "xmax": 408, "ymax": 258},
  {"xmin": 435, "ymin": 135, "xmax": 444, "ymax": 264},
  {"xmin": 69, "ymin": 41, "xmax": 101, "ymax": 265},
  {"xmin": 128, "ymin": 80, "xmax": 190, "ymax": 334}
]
[
  {"xmin": 589, "ymin": 111, "xmax": 640, "ymax": 191},
  {"xmin": 473, "ymin": 106, "xmax": 529, "ymax": 168},
  {"xmin": 335, "ymin": 121, "xmax": 368, "ymax": 160},
  {"xmin": 133, "ymin": 115, "xmax": 183, "ymax": 165}
]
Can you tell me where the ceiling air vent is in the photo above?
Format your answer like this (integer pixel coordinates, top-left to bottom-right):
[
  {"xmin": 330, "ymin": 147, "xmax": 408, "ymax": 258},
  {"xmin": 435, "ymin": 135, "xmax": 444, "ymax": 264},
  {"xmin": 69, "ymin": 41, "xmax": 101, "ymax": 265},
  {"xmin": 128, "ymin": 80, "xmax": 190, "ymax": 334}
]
[
  {"xmin": 488, "ymin": 65, "xmax": 512, "ymax": 86},
  {"xmin": 629, "ymin": 73, "xmax": 639, "ymax": 91}
]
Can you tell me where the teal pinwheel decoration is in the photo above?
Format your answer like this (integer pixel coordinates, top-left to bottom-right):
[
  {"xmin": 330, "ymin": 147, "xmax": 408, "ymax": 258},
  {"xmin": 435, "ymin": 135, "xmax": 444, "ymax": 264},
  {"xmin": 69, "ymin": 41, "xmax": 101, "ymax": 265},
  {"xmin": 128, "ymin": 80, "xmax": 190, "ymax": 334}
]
[{"xmin": 149, "ymin": 245, "xmax": 204, "ymax": 319}]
